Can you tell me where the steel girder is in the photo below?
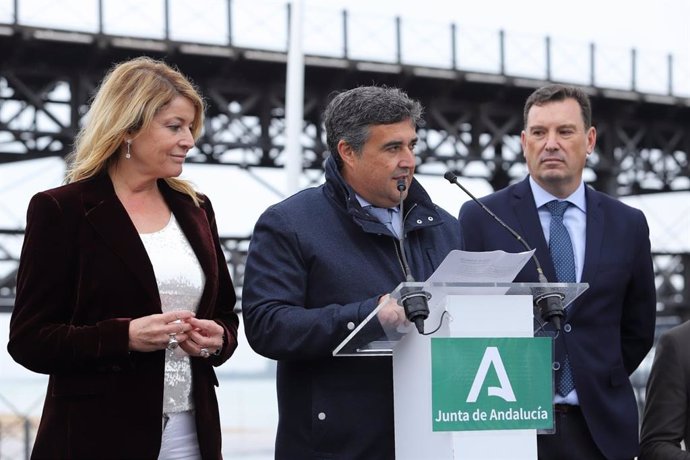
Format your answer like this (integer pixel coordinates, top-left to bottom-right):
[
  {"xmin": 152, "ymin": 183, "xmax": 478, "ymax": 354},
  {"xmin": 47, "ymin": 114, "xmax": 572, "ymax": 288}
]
[{"xmin": 0, "ymin": 45, "xmax": 689, "ymax": 194}]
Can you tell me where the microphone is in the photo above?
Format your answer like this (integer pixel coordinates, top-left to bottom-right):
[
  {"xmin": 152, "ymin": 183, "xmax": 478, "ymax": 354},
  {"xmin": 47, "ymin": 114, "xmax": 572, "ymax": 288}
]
[
  {"xmin": 443, "ymin": 171, "xmax": 564, "ymax": 331},
  {"xmin": 396, "ymin": 178, "xmax": 431, "ymax": 334}
]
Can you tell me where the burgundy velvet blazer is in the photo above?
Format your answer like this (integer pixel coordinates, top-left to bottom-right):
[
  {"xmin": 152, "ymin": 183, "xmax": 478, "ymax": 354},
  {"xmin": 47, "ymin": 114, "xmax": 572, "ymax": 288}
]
[{"xmin": 8, "ymin": 173, "xmax": 239, "ymax": 460}]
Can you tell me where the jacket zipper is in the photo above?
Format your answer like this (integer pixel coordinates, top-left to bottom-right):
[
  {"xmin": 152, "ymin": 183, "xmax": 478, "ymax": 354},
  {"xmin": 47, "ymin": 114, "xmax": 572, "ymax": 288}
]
[{"xmin": 393, "ymin": 240, "xmax": 407, "ymax": 279}]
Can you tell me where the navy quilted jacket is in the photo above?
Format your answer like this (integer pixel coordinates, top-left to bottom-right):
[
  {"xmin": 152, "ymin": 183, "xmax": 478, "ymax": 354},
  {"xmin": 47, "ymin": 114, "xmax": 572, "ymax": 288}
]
[{"xmin": 242, "ymin": 156, "xmax": 463, "ymax": 459}]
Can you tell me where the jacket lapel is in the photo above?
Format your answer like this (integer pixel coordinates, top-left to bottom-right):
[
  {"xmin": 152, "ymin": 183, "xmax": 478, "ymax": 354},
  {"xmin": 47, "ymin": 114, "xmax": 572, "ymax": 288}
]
[
  {"xmin": 511, "ymin": 179, "xmax": 556, "ymax": 282},
  {"xmin": 581, "ymin": 187, "xmax": 604, "ymax": 285},
  {"xmin": 162, "ymin": 184, "xmax": 214, "ymax": 280},
  {"xmin": 161, "ymin": 182, "xmax": 216, "ymax": 317},
  {"xmin": 82, "ymin": 174, "xmax": 160, "ymax": 308}
]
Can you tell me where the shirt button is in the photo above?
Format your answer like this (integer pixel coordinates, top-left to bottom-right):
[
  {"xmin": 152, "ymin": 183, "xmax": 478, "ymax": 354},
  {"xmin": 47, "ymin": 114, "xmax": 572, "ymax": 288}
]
[
  {"xmin": 318, "ymin": 412, "xmax": 326, "ymax": 421},
  {"xmin": 347, "ymin": 322, "xmax": 355, "ymax": 331},
  {"xmin": 564, "ymin": 324, "xmax": 572, "ymax": 333}
]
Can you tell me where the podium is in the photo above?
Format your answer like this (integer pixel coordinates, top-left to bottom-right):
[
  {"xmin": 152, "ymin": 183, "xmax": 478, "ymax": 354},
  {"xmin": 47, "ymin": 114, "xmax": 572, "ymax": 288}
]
[{"xmin": 333, "ymin": 281, "xmax": 588, "ymax": 460}]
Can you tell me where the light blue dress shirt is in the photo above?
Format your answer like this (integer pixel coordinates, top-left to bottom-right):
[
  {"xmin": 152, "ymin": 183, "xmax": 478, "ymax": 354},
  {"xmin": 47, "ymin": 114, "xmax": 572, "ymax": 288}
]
[
  {"xmin": 529, "ymin": 176, "xmax": 587, "ymax": 405},
  {"xmin": 355, "ymin": 194, "xmax": 403, "ymax": 239},
  {"xmin": 529, "ymin": 177, "xmax": 586, "ymax": 283}
]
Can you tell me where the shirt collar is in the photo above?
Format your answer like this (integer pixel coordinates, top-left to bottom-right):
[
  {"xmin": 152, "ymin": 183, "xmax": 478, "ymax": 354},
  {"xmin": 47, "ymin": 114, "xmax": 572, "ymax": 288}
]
[
  {"xmin": 355, "ymin": 194, "xmax": 400, "ymax": 214},
  {"xmin": 528, "ymin": 176, "xmax": 586, "ymax": 213}
]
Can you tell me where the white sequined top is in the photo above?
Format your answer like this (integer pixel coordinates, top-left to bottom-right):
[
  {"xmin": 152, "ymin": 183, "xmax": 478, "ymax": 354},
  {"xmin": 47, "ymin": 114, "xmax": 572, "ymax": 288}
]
[{"xmin": 139, "ymin": 214, "xmax": 205, "ymax": 414}]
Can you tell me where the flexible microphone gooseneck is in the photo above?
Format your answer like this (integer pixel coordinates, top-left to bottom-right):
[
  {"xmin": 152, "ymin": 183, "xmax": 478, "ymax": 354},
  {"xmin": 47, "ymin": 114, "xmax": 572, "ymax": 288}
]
[
  {"xmin": 443, "ymin": 171, "xmax": 565, "ymax": 331},
  {"xmin": 396, "ymin": 178, "xmax": 431, "ymax": 334}
]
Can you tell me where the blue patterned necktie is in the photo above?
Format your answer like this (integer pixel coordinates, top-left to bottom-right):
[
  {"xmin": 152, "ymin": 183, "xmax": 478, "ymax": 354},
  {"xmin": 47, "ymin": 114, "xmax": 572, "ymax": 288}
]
[
  {"xmin": 545, "ymin": 200, "xmax": 576, "ymax": 396},
  {"xmin": 366, "ymin": 206, "xmax": 399, "ymax": 238}
]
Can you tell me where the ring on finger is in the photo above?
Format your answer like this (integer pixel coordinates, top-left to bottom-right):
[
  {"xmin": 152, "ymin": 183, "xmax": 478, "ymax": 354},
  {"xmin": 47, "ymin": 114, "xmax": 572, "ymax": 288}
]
[
  {"xmin": 200, "ymin": 347, "xmax": 210, "ymax": 358},
  {"xmin": 167, "ymin": 335, "xmax": 179, "ymax": 350}
]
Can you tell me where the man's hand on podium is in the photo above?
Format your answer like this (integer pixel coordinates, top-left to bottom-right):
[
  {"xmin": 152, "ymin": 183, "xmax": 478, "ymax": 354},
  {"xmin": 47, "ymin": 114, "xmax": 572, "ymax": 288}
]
[{"xmin": 376, "ymin": 294, "xmax": 409, "ymax": 329}]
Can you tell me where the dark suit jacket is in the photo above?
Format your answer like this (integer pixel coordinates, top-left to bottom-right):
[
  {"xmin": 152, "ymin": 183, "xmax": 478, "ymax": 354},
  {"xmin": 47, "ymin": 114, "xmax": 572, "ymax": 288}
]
[
  {"xmin": 7, "ymin": 173, "xmax": 239, "ymax": 460},
  {"xmin": 459, "ymin": 177, "xmax": 656, "ymax": 460},
  {"xmin": 640, "ymin": 320, "xmax": 690, "ymax": 459}
]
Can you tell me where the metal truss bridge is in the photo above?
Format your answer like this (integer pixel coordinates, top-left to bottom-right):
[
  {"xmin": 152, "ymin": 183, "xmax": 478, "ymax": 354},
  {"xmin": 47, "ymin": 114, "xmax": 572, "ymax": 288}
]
[{"xmin": 0, "ymin": 0, "xmax": 687, "ymax": 317}]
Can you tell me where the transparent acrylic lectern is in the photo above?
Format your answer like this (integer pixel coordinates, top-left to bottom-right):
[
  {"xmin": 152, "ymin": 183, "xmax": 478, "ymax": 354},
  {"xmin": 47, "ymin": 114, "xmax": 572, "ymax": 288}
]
[{"xmin": 333, "ymin": 280, "xmax": 588, "ymax": 460}]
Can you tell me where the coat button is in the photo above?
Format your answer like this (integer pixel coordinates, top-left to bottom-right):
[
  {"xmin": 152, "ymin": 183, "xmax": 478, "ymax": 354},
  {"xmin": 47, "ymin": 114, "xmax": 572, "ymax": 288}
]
[
  {"xmin": 564, "ymin": 324, "xmax": 572, "ymax": 333},
  {"xmin": 416, "ymin": 219, "xmax": 423, "ymax": 224},
  {"xmin": 427, "ymin": 216, "xmax": 434, "ymax": 221},
  {"xmin": 318, "ymin": 412, "xmax": 326, "ymax": 421},
  {"xmin": 347, "ymin": 322, "xmax": 355, "ymax": 331},
  {"xmin": 552, "ymin": 362, "xmax": 560, "ymax": 371}
]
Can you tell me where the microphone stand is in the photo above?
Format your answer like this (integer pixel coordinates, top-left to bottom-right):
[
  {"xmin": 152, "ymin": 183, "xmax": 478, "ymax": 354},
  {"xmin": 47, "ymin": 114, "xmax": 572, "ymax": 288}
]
[
  {"xmin": 443, "ymin": 171, "xmax": 565, "ymax": 331},
  {"xmin": 396, "ymin": 179, "xmax": 431, "ymax": 334}
]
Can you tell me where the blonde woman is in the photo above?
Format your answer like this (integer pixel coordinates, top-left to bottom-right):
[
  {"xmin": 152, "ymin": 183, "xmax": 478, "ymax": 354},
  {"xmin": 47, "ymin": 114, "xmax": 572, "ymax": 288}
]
[{"xmin": 8, "ymin": 56, "xmax": 239, "ymax": 460}]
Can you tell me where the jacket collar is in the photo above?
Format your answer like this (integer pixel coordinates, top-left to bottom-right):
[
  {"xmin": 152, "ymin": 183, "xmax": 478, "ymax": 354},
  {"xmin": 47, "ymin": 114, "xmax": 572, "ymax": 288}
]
[
  {"xmin": 81, "ymin": 174, "xmax": 160, "ymax": 307},
  {"xmin": 512, "ymin": 178, "xmax": 603, "ymax": 313},
  {"xmin": 510, "ymin": 178, "xmax": 556, "ymax": 282},
  {"xmin": 322, "ymin": 156, "xmax": 443, "ymax": 235},
  {"xmin": 81, "ymin": 173, "xmax": 213, "ymax": 312}
]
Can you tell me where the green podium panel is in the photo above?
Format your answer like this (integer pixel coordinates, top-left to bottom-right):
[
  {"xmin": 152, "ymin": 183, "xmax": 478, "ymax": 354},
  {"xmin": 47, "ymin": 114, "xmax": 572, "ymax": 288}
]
[{"xmin": 431, "ymin": 337, "xmax": 553, "ymax": 432}]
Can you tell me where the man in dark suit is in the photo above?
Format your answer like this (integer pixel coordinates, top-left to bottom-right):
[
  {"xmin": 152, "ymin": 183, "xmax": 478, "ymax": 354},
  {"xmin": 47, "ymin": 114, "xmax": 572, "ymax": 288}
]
[
  {"xmin": 242, "ymin": 86, "xmax": 463, "ymax": 459},
  {"xmin": 640, "ymin": 320, "xmax": 690, "ymax": 458},
  {"xmin": 458, "ymin": 84, "xmax": 656, "ymax": 459}
]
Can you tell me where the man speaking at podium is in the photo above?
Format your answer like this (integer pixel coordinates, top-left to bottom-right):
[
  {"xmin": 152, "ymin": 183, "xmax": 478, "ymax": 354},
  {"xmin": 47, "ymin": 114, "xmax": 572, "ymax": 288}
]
[
  {"xmin": 242, "ymin": 86, "xmax": 462, "ymax": 459},
  {"xmin": 458, "ymin": 84, "xmax": 656, "ymax": 459}
]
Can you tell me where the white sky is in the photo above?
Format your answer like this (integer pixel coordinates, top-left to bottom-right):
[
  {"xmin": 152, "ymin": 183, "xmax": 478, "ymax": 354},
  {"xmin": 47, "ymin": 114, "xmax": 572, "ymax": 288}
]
[
  {"xmin": 4, "ymin": 0, "xmax": 688, "ymax": 93},
  {"xmin": 7, "ymin": 0, "xmax": 689, "ymax": 58},
  {"xmin": 319, "ymin": 0, "xmax": 689, "ymax": 55}
]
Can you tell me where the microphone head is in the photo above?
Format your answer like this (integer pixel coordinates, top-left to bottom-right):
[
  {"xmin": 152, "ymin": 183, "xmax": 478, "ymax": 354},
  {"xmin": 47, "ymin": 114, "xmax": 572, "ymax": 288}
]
[
  {"xmin": 443, "ymin": 171, "xmax": 457, "ymax": 184},
  {"xmin": 535, "ymin": 292, "xmax": 565, "ymax": 331},
  {"xmin": 396, "ymin": 178, "xmax": 407, "ymax": 192},
  {"xmin": 400, "ymin": 286, "xmax": 431, "ymax": 335}
]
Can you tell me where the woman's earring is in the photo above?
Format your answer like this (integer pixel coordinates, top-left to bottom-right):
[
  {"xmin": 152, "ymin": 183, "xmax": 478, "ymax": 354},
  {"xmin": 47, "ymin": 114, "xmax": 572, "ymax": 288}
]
[{"xmin": 125, "ymin": 140, "xmax": 131, "ymax": 159}]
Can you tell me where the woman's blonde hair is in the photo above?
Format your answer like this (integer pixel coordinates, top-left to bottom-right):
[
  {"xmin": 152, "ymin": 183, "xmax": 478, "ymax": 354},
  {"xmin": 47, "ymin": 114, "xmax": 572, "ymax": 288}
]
[{"xmin": 65, "ymin": 56, "xmax": 205, "ymax": 205}]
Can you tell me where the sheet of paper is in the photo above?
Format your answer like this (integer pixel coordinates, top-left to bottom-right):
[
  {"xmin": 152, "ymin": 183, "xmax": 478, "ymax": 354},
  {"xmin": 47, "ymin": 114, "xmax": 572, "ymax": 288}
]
[
  {"xmin": 421, "ymin": 249, "xmax": 535, "ymax": 310},
  {"xmin": 427, "ymin": 249, "xmax": 535, "ymax": 284}
]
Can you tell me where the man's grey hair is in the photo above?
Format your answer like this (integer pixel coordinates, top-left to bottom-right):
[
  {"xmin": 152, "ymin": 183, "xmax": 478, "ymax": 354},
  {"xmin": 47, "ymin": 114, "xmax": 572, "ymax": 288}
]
[{"xmin": 323, "ymin": 86, "xmax": 424, "ymax": 167}]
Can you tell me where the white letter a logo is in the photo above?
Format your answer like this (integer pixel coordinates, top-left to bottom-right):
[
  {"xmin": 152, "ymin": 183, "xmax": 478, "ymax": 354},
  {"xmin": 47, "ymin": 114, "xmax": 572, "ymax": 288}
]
[{"xmin": 466, "ymin": 346, "xmax": 516, "ymax": 402}]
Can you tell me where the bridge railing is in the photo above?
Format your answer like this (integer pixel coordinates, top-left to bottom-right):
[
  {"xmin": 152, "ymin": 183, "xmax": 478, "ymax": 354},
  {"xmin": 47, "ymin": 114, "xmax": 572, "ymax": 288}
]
[{"xmin": 0, "ymin": 0, "xmax": 687, "ymax": 97}]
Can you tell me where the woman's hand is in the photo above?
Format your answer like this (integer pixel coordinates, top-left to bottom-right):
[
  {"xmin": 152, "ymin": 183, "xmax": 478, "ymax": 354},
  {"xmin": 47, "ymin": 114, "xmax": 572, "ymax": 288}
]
[
  {"xmin": 179, "ymin": 317, "xmax": 225, "ymax": 358},
  {"xmin": 128, "ymin": 310, "xmax": 195, "ymax": 352}
]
